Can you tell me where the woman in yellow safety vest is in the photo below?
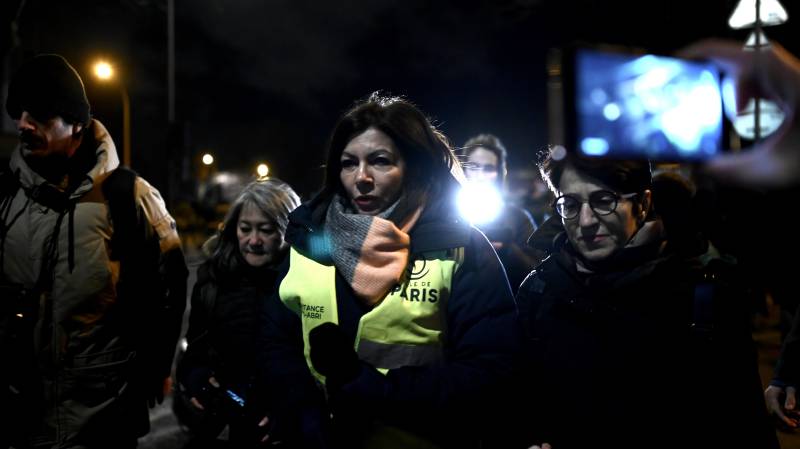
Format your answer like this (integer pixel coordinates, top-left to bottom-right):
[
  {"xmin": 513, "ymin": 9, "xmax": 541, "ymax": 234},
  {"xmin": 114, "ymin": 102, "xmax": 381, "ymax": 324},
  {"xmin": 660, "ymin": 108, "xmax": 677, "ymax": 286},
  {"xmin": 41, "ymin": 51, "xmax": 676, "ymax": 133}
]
[{"xmin": 256, "ymin": 92, "xmax": 519, "ymax": 449}]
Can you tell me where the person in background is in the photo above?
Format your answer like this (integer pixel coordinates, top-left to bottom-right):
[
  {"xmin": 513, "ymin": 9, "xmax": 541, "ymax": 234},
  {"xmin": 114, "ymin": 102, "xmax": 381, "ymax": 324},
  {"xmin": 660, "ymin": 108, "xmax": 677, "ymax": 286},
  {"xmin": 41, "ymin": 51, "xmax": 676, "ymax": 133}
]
[
  {"xmin": 682, "ymin": 40, "xmax": 800, "ymax": 431},
  {"xmin": 174, "ymin": 178, "xmax": 300, "ymax": 448},
  {"xmin": 0, "ymin": 54, "xmax": 187, "ymax": 449},
  {"xmin": 506, "ymin": 167, "xmax": 553, "ymax": 229},
  {"xmin": 257, "ymin": 93, "xmax": 517, "ymax": 449},
  {"xmin": 766, "ymin": 309, "xmax": 800, "ymax": 429},
  {"xmin": 515, "ymin": 148, "xmax": 776, "ymax": 449},
  {"xmin": 461, "ymin": 133, "xmax": 539, "ymax": 293}
]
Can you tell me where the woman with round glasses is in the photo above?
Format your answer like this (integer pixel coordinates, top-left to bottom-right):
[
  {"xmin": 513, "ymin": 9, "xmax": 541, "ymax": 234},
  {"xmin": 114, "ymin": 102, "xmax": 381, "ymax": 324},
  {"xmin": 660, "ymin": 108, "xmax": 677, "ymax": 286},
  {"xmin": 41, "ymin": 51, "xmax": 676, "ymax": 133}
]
[{"xmin": 514, "ymin": 148, "xmax": 776, "ymax": 449}]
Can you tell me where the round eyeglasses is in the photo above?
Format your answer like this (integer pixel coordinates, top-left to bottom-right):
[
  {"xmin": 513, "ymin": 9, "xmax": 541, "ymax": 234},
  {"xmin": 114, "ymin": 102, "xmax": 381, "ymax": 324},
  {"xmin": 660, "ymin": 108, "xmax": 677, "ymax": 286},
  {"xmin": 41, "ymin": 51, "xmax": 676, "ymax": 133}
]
[{"xmin": 553, "ymin": 190, "xmax": 638, "ymax": 220}]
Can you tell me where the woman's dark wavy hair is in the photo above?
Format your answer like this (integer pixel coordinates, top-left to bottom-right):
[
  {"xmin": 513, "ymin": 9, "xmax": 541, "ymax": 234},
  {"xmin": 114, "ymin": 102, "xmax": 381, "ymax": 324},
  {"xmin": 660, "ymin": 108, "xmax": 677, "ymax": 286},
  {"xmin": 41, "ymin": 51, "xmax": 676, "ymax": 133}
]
[
  {"xmin": 322, "ymin": 92, "xmax": 462, "ymax": 204},
  {"xmin": 211, "ymin": 178, "xmax": 300, "ymax": 276}
]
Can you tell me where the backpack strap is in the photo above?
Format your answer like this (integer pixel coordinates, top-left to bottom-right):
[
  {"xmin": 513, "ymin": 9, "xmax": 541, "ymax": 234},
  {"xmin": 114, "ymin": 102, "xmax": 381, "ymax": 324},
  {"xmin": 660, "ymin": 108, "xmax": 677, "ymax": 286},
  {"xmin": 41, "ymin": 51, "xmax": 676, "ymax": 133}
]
[{"xmin": 101, "ymin": 167, "xmax": 139, "ymax": 262}]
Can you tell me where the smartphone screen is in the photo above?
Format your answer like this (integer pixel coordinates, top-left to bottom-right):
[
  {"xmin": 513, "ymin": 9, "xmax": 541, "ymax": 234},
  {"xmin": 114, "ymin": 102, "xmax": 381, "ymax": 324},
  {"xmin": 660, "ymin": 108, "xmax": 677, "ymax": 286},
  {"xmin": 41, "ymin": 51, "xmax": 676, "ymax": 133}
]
[{"xmin": 572, "ymin": 48, "xmax": 724, "ymax": 161}]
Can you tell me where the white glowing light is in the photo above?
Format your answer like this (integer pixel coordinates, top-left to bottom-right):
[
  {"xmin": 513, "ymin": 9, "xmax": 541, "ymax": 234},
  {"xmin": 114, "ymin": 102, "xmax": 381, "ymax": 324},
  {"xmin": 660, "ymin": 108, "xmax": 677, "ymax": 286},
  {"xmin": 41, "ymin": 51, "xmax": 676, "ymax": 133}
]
[
  {"xmin": 256, "ymin": 163, "xmax": 269, "ymax": 178},
  {"xmin": 728, "ymin": 0, "xmax": 788, "ymax": 29},
  {"xmin": 202, "ymin": 153, "xmax": 214, "ymax": 165},
  {"xmin": 580, "ymin": 137, "xmax": 610, "ymax": 156},
  {"xmin": 457, "ymin": 183, "xmax": 504, "ymax": 225},
  {"xmin": 660, "ymin": 71, "xmax": 722, "ymax": 153},
  {"xmin": 744, "ymin": 29, "xmax": 771, "ymax": 49},
  {"xmin": 732, "ymin": 98, "xmax": 786, "ymax": 139},
  {"xmin": 603, "ymin": 103, "xmax": 621, "ymax": 121}
]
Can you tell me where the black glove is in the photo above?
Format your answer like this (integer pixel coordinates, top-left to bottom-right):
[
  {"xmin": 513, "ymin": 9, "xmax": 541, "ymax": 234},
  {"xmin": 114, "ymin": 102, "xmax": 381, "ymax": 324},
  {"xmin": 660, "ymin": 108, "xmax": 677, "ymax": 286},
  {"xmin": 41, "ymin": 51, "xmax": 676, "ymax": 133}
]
[{"xmin": 308, "ymin": 323, "xmax": 360, "ymax": 387}]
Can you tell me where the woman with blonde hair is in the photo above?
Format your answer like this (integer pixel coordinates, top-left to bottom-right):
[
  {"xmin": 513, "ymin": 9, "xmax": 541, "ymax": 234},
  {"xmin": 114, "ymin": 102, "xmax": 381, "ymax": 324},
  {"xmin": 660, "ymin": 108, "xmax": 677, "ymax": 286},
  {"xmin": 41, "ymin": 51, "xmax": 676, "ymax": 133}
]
[{"xmin": 175, "ymin": 178, "xmax": 300, "ymax": 448}]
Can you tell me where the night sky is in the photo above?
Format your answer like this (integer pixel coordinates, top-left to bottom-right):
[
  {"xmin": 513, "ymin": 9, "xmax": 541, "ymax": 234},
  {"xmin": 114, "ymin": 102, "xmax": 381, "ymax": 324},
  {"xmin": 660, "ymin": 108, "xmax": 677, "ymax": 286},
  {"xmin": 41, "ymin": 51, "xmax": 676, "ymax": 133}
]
[{"xmin": 3, "ymin": 0, "xmax": 799, "ymax": 199}]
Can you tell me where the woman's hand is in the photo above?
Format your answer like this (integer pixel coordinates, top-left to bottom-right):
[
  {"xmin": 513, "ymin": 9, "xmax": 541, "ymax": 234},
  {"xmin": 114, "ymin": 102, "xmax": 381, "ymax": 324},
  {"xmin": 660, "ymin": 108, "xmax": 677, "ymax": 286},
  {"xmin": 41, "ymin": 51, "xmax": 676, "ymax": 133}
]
[
  {"xmin": 765, "ymin": 384, "xmax": 799, "ymax": 428},
  {"xmin": 188, "ymin": 375, "xmax": 220, "ymax": 411}
]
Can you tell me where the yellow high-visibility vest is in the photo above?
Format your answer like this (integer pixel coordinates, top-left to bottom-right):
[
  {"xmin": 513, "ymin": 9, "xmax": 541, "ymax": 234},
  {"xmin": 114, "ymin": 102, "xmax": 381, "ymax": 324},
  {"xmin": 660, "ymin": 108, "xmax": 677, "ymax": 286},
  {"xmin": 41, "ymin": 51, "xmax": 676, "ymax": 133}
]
[{"xmin": 279, "ymin": 246, "xmax": 463, "ymax": 382}]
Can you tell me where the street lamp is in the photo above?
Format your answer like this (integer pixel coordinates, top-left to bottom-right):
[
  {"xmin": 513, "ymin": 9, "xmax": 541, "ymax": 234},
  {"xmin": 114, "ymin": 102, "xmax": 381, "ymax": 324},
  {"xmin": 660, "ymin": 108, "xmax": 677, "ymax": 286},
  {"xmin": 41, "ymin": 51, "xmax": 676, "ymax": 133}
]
[
  {"xmin": 92, "ymin": 60, "xmax": 131, "ymax": 167},
  {"xmin": 256, "ymin": 163, "xmax": 269, "ymax": 179},
  {"xmin": 726, "ymin": 0, "xmax": 788, "ymax": 141}
]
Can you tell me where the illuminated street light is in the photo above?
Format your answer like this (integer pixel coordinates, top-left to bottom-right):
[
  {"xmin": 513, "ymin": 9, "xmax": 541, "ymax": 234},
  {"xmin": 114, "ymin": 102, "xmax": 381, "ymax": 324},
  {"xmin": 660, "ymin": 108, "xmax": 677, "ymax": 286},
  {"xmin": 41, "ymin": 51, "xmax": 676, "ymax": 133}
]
[
  {"xmin": 726, "ymin": 0, "xmax": 788, "ymax": 141},
  {"xmin": 728, "ymin": 0, "xmax": 787, "ymax": 29},
  {"xmin": 93, "ymin": 61, "xmax": 113, "ymax": 80},
  {"xmin": 91, "ymin": 59, "xmax": 131, "ymax": 167},
  {"xmin": 256, "ymin": 163, "xmax": 269, "ymax": 178},
  {"xmin": 202, "ymin": 153, "xmax": 214, "ymax": 165}
]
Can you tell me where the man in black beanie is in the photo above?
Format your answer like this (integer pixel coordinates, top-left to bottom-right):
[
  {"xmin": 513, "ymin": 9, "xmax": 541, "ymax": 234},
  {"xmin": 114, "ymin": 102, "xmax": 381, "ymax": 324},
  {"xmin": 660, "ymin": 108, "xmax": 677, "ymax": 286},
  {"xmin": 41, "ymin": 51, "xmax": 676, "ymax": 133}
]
[{"xmin": 1, "ymin": 54, "xmax": 188, "ymax": 449}]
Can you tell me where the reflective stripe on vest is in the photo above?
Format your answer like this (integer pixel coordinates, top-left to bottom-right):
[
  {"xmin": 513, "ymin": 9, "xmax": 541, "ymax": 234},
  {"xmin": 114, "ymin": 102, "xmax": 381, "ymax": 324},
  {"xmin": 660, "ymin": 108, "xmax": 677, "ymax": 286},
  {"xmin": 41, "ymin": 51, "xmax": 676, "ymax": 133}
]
[{"xmin": 279, "ymin": 246, "xmax": 462, "ymax": 382}]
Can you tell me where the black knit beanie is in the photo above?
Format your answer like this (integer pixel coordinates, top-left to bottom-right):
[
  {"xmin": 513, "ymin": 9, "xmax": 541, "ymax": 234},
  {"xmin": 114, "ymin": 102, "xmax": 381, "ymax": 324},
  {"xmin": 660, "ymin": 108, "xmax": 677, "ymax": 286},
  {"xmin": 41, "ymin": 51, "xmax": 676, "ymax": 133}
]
[{"xmin": 6, "ymin": 54, "xmax": 91, "ymax": 126}]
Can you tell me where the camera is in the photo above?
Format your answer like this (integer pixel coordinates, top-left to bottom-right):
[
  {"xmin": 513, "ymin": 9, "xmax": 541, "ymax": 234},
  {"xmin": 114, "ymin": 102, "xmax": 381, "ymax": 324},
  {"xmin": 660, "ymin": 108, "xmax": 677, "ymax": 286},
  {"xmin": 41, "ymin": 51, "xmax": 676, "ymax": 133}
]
[{"xmin": 548, "ymin": 45, "xmax": 728, "ymax": 161}]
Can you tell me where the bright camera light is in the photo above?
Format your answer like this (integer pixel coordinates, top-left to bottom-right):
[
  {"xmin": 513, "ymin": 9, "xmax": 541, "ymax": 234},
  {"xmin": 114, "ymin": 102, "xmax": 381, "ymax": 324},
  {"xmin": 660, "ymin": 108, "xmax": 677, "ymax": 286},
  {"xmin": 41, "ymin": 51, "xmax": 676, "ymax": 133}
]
[
  {"xmin": 457, "ymin": 183, "xmax": 504, "ymax": 225},
  {"xmin": 257, "ymin": 163, "xmax": 269, "ymax": 178},
  {"xmin": 202, "ymin": 153, "xmax": 214, "ymax": 165}
]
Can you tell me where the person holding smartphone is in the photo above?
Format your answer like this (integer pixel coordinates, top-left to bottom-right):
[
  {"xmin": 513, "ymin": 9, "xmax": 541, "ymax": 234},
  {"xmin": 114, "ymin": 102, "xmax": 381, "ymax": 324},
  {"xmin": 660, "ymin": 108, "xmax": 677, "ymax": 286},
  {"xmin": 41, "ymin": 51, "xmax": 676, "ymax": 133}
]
[
  {"xmin": 461, "ymin": 133, "xmax": 540, "ymax": 293},
  {"xmin": 175, "ymin": 179, "xmax": 300, "ymax": 448},
  {"xmin": 681, "ymin": 39, "xmax": 800, "ymax": 431}
]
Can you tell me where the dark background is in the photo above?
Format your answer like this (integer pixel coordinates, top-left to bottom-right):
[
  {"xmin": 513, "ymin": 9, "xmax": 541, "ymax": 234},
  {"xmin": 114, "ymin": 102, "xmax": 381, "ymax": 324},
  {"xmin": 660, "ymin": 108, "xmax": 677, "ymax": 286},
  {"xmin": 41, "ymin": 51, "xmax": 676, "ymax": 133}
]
[{"xmin": 2, "ymin": 0, "xmax": 798, "ymax": 200}]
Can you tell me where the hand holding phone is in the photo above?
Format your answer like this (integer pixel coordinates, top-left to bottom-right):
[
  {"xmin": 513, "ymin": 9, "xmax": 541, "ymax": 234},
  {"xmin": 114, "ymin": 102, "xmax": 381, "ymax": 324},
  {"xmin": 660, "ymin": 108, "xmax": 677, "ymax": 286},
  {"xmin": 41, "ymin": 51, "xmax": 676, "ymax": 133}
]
[
  {"xmin": 553, "ymin": 46, "xmax": 726, "ymax": 162},
  {"xmin": 679, "ymin": 39, "xmax": 800, "ymax": 189}
]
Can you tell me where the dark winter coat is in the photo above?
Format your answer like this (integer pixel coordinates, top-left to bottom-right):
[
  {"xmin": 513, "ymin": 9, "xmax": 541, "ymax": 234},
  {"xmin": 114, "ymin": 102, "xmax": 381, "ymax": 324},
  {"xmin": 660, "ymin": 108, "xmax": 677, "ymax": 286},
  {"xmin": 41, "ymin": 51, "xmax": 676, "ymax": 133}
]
[
  {"xmin": 0, "ymin": 120, "xmax": 187, "ymax": 448},
  {"xmin": 175, "ymin": 255, "xmax": 281, "ymax": 444},
  {"xmin": 515, "ymin": 232, "xmax": 776, "ymax": 449}
]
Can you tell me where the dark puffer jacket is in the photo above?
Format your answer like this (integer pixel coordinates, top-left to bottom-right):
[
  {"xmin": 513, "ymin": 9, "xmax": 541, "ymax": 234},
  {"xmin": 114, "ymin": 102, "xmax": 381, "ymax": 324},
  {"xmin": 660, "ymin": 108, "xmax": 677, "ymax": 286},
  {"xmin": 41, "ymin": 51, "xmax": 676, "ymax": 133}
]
[
  {"xmin": 176, "ymin": 255, "xmax": 281, "ymax": 443},
  {"xmin": 515, "ymin": 232, "xmax": 776, "ymax": 449}
]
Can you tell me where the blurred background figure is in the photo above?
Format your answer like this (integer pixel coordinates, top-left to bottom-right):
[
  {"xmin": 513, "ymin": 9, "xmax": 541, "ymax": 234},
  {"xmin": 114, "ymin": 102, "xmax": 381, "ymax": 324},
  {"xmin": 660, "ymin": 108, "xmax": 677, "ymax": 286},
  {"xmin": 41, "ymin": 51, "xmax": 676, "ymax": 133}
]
[
  {"xmin": 460, "ymin": 133, "xmax": 540, "ymax": 293},
  {"xmin": 173, "ymin": 178, "xmax": 300, "ymax": 449},
  {"xmin": 681, "ymin": 39, "xmax": 800, "ymax": 439},
  {"xmin": 506, "ymin": 166, "xmax": 553, "ymax": 228}
]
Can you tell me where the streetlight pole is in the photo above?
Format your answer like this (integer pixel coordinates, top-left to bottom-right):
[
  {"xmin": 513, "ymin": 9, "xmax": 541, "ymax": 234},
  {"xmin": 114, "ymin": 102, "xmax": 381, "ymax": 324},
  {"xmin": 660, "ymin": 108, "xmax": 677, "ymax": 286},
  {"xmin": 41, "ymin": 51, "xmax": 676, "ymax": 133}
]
[
  {"xmin": 92, "ymin": 60, "xmax": 131, "ymax": 167},
  {"xmin": 120, "ymin": 84, "xmax": 131, "ymax": 167}
]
